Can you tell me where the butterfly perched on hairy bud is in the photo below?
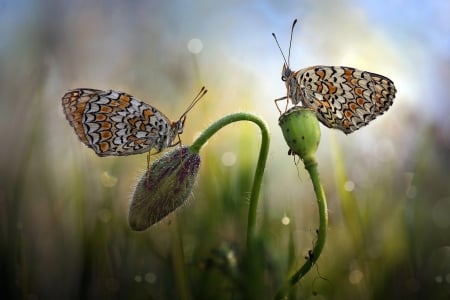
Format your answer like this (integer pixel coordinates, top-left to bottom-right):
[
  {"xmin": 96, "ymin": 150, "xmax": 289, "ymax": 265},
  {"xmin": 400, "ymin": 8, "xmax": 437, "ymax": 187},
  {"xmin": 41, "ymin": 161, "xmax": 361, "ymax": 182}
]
[
  {"xmin": 273, "ymin": 19, "xmax": 396, "ymax": 134},
  {"xmin": 62, "ymin": 87, "xmax": 207, "ymax": 156}
]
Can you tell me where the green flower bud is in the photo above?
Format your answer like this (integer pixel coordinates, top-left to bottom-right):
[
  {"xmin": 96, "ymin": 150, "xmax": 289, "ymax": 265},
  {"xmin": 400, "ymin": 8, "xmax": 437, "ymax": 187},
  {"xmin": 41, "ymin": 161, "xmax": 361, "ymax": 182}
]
[
  {"xmin": 129, "ymin": 146, "xmax": 200, "ymax": 231},
  {"xmin": 278, "ymin": 107, "xmax": 321, "ymax": 161}
]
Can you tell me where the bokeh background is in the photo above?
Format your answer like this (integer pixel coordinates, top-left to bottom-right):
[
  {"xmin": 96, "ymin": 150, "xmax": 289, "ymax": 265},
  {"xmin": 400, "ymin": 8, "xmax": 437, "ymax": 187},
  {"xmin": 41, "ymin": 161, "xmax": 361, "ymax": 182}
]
[{"xmin": 1, "ymin": 0, "xmax": 449, "ymax": 299}]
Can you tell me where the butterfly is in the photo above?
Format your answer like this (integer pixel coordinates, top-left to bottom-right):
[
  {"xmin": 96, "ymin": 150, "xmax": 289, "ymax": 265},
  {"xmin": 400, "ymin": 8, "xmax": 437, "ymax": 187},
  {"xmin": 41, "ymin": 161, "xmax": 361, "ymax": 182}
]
[
  {"xmin": 62, "ymin": 87, "xmax": 207, "ymax": 156},
  {"xmin": 273, "ymin": 19, "xmax": 396, "ymax": 134}
]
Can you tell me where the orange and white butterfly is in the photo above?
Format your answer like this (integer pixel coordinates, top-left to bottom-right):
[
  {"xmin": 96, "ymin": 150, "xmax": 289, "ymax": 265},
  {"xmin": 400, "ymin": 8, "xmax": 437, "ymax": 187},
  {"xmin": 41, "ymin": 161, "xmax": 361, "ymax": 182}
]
[
  {"xmin": 62, "ymin": 87, "xmax": 207, "ymax": 156},
  {"xmin": 273, "ymin": 19, "xmax": 396, "ymax": 134}
]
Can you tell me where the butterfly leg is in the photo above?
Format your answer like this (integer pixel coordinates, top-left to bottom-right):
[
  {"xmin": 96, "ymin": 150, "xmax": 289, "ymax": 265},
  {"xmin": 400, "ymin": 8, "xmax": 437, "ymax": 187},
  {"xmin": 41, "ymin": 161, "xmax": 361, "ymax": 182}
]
[
  {"xmin": 274, "ymin": 96, "xmax": 288, "ymax": 114},
  {"xmin": 169, "ymin": 134, "xmax": 182, "ymax": 148},
  {"xmin": 172, "ymin": 134, "xmax": 183, "ymax": 162},
  {"xmin": 169, "ymin": 134, "xmax": 183, "ymax": 162}
]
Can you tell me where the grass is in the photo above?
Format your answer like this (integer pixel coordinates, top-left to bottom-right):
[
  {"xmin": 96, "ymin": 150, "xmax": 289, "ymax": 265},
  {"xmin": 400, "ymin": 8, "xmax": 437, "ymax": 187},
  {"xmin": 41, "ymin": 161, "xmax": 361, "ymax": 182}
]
[{"xmin": 3, "ymin": 103, "xmax": 448, "ymax": 299}]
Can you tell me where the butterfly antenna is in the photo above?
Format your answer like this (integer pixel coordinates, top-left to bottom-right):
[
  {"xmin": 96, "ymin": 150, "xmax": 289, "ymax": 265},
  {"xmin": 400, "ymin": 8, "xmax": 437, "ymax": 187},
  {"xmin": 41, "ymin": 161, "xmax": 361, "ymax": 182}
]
[
  {"xmin": 272, "ymin": 32, "xmax": 289, "ymax": 67},
  {"xmin": 288, "ymin": 19, "xmax": 298, "ymax": 66},
  {"xmin": 179, "ymin": 86, "xmax": 207, "ymax": 120}
]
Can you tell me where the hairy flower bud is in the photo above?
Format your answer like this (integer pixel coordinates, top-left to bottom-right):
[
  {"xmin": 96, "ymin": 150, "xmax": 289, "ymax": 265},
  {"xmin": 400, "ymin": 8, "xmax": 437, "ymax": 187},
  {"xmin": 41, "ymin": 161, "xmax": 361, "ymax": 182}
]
[
  {"xmin": 129, "ymin": 146, "xmax": 200, "ymax": 231},
  {"xmin": 279, "ymin": 107, "xmax": 321, "ymax": 161}
]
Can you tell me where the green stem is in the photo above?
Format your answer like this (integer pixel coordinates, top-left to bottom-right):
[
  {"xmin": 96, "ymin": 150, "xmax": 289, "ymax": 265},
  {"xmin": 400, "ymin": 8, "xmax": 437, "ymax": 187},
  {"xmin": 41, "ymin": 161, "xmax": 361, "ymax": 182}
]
[
  {"xmin": 275, "ymin": 155, "xmax": 328, "ymax": 299},
  {"xmin": 190, "ymin": 113, "xmax": 270, "ymax": 247},
  {"xmin": 171, "ymin": 217, "xmax": 192, "ymax": 300}
]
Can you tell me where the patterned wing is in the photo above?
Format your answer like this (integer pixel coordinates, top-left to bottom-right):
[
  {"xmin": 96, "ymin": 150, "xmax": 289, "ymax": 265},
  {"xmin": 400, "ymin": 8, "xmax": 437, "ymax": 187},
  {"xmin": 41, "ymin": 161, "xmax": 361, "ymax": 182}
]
[
  {"xmin": 62, "ymin": 89, "xmax": 176, "ymax": 156},
  {"xmin": 295, "ymin": 66, "xmax": 395, "ymax": 134},
  {"xmin": 368, "ymin": 71, "xmax": 396, "ymax": 115},
  {"xmin": 62, "ymin": 88, "xmax": 101, "ymax": 145}
]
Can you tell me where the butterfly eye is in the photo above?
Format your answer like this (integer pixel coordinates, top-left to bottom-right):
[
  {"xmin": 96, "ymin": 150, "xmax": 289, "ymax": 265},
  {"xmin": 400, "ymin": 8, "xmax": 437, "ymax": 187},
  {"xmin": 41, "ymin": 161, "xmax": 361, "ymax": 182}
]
[
  {"xmin": 281, "ymin": 75, "xmax": 287, "ymax": 81},
  {"xmin": 177, "ymin": 116, "xmax": 186, "ymax": 134}
]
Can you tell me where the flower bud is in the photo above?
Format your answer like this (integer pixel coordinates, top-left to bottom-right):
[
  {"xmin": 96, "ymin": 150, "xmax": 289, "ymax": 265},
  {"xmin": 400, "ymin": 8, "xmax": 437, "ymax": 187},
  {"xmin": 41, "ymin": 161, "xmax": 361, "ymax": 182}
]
[
  {"xmin": 279, "ymin": 107, "xmax": 321, "ymax": 161},
  {"xmin": 129, "ymin": 146, "xmax": 200, "ymax": 231}
]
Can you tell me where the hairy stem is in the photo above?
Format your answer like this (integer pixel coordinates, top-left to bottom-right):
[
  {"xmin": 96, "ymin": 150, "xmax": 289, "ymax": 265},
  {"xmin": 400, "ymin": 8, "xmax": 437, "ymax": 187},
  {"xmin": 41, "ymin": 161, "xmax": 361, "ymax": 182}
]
[{"xmin": 190, "ymin": 112, "xmax": 270, "ymax": 247}]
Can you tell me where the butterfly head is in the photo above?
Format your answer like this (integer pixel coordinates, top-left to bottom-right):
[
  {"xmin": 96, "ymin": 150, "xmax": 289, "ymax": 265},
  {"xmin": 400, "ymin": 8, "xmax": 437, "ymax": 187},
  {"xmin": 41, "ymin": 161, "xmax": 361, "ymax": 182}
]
[
  {"xmin": 164, "ymin": 119, "xmax": 185, "ymax": 150},
  {"xmin": 174, "ymin": 116, "xmax": 186, "ymax": 135},
  {"xmin": 281, "ymin": 63, "xmax": 292, "ymax": 82},
  {"xmin": 282, "ymin": 65, "xmax": 300, "ymax": 103}
]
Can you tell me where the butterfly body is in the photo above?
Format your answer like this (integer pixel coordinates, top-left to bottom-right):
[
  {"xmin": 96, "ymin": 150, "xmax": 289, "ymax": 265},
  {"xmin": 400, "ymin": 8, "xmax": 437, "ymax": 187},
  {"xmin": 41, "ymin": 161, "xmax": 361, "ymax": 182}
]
[{"xmin": 62, "ymin": 88, "xmax": 195, "ymax": 156}]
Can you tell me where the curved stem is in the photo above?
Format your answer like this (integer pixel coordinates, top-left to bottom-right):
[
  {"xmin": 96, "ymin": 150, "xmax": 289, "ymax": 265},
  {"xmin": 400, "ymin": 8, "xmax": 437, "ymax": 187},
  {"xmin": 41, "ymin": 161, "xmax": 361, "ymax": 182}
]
[
  {"xmin": 275, "ymin": 155, "xmax": 328, "ymax": 299},
  {"xmin": 190, "ymin": 113, "xmax": 270, "ymax": 248}
]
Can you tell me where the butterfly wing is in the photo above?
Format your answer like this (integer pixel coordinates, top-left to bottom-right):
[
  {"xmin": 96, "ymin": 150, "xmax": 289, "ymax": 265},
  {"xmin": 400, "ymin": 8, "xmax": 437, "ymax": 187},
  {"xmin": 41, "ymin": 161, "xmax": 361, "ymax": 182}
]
[
  {"xmin": 368, "ymin": 71, "xmax": 396, "ymax": 115},
  {"xmin": 62, "ymin": 89, "xmax": 175, "ymax": 156},
  {"xmin": 296, "ymin": 66, "xmax": 395, "ymax": 134},
  {"xmin": 62, "ymin": 88, "xmax": 101, "ymax": 146}
]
